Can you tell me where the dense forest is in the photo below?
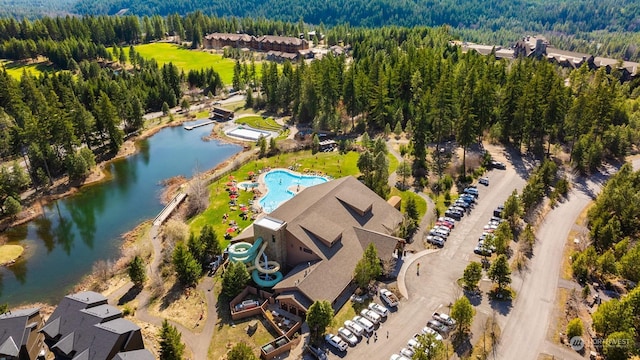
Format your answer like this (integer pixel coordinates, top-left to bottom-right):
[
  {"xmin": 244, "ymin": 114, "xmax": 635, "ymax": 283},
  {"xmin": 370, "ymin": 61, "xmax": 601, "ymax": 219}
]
[
  {"xmin": 0, "ymin": 14, "xmax": 640, "ymax": 217},
  {"xmin": 70, "ymin": 0, "xmax": 640, "ymax": 35},
  {"xmin": 569, "ymin": 164, "xmax": 640, "ymax": 358}
]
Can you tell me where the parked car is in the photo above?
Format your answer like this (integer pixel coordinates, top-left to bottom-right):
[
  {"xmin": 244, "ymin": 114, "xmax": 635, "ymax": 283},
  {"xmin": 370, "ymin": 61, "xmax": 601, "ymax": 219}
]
[
  {"xmin": 433, "ymin": 312, "xmax": 457, "ymax": 327},
  {"xmin": 353, "ymin": 315, "xmax": 374, "ymax": 333},
  {"xmin": 380, "ymin": 288, "xmax": 399, "ymax": 307},
  {"xmin": 460, "ymin": 193, "xmax": 476, "ymax": 203},
  {"xmin": 325, "ymin": 334, "xmax": 348, "ymax": 352},
  {"xmin": 427, "ymin": 319, "xmax": 450, "ymax": 334},
  {"xmin": 464, "ymin": 187, "xmax": 479, "ymax": 196},
  {"xmin": 444, "ymin": 210, "xmax": 462, "ymax": 220},
  {"xmin": 360, "ymin": 309, "xmax": 382, "ymax": 324},
  {"xmin": 439, "ymin": 217, "xmax": 457, "ymax": 226},
  {"xmin": 429, "ymin": 228, "xmax": 449, "ymax": 239},
  {"xmin": 479, "ymin": 177, "xmax": 489, "ymax": 186},
  {"xmin": 422, "ymin": 326, "xmax": 444, "ymax": 341},
  {"xmin": 390, "ymin": 354, "xmax": 411, "ymax": 360},
  {"xmin": 491, "ymin": 160, "xmax": 506, "ymax": 169},
  {"xmin": 337, "ymin": 327, "xmax": 359, "ymax": 346},
  {"xmin": 350, "ymin": 293, "xmax": 368, "ymax": 303},
  {"xmin": 368, "ymin": 302, "xmax": 389, "ymax": 317},
  {"xmin": 400, "ymin": 347, "xmax": 415, "ymax": 358},
  {"xmin": 436, "ymin": 220, "xmax": 454, "ymax": 229},
  {"xmin": 305, "ymin": 344, "xmax": 328, "ymax": 360},
  {"xmin": 344, "ymin": 320, "xmax": 365, "ymax": 337},
  {"xmin": 474, "ymin": 245, "xmax": 492, "ymax": 256},
  {"xmin": 233, "ymin": 299, "xmax": 260, "ymax": 312},
  {"xmin": 426, "ymin": 235, "xmax": 445, "ymax": 247}
]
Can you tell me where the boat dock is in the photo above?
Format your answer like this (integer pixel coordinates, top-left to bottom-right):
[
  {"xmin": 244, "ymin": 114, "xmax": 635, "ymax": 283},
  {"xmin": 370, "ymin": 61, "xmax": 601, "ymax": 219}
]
[
  {"xmin": 184, "ymin": 120, "xmax": 215, "ymax": 130},
  {"xmin": 153, "ymin": 193, "xmax": 187, "ymax": 226}
]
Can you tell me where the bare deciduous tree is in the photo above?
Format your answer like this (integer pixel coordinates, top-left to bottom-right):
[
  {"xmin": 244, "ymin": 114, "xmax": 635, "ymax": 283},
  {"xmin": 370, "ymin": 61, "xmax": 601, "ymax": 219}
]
[{"xmin": 185, "ymin": 172, "xmax": 209, "ymax": 218}]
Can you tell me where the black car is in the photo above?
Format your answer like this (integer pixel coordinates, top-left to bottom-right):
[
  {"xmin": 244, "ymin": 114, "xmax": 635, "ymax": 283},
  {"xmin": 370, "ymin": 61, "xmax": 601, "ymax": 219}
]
[{"xmin": 445, "ymin": 210, "xmax": 462, "ymax": 220}]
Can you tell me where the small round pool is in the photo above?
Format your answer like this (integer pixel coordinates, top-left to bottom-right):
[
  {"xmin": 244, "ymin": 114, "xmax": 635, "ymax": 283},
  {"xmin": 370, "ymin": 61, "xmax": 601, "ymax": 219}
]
[{"xmin": 260, "ymin": 170, "xmax": 328, "ymax": 213}]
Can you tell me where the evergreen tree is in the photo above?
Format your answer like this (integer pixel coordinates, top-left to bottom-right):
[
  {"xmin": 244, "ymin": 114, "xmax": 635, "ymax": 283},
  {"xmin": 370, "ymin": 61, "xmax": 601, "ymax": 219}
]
[
  {"xmin": 172, "ymin": 242, "xmax": 201, "ymax": 287},
  {"xmin": 128, "ymin": 255, "xmax": 147, "ymax": 287},
  {"xmin": 200, "ymin": 225, "xmax": 221, "ymax": 258},
  {"xmin": 159, "ymin": 319, "xmax": 185, "ymax": 360},
  {"xmin": 311, "ymin": 133, "xmax": 320, "ymax": 154},
  {"xmin": 222, "ymin": 261, "xmax": 250, "ymax": 297}
]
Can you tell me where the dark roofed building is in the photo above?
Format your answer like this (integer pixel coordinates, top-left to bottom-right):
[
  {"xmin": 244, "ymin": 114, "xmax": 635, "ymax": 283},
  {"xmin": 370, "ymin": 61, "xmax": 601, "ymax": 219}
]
[
  {"xmin": 204, "ymin": 33, "xmax": 309, "ymax": 54},
  {"xmin": 41, "ymin": 291, "xmax": 153, "ymax": 360},
  {"xmin": 0, "ymin": 308, "xmax": 45, "ymax": 360},
  {"xmin": 237, "ymin": 176, "xmax": 404, "ymax": 316}
]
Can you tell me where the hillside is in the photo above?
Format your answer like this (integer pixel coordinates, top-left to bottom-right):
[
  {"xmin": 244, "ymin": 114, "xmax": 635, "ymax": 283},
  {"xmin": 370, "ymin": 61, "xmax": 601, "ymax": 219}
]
[
  {"xmin": 71, "ymin": 0, "xmax": 640, "ymax": 33},
  {"xmin": 0, "ymin": 0, "xmax": 75, "ymax": 18}
]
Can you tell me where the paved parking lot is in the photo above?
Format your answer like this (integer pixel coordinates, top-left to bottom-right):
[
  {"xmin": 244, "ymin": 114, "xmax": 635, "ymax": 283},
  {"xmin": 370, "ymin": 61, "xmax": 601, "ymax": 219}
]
[{"xmin": 320, "ymin": 146, "xmax": 529, "ymax": 359}]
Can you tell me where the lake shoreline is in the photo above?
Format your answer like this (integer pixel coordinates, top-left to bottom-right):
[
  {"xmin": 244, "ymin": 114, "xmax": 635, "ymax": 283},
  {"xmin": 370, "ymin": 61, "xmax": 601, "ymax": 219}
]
[{"xmin": 0, "ymin": 116, "xmax": 215, "ymax": 237}]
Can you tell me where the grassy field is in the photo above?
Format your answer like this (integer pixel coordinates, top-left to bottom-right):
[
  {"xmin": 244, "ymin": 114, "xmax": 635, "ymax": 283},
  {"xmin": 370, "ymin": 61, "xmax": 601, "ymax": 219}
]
[
  {"xmin": 189, "ymin": 150, "xmax": 361, "ymax": 242},
  {"xmin": 130, "ymin": 43, "xmax": 253, "ymax": 85},
  {"xmin": 0, "ymin": 244, "xmax": 24, "ymax": 264},
  {"xmin": 235, "ymin": 116, "xmax": 281, "ymax": 131},
  {"xmin": 1, "ymin": 59, "xmax": 54, "ymax": 79}
]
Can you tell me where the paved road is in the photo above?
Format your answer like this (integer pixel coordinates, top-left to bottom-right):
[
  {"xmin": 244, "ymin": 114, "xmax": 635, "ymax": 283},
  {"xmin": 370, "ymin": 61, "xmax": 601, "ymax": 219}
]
[
  {"xmin": 497, "ymin": 159, "xmax": 640, "ymax": 360},
  {"xmin": 326, "ymin": 145, "xmax": 529, "ymax": 359}
]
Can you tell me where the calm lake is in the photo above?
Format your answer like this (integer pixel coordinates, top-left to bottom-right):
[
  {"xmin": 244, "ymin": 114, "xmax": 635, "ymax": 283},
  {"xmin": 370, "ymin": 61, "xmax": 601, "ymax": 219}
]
[{"xmin": 1, "ymin": 121, "xmax": 240, "ymax": 305}]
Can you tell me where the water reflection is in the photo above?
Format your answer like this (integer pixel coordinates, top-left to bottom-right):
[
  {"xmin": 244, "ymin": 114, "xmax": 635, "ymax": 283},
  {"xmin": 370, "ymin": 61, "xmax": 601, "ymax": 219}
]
[{"xmin": 0, "ymin": 122, "xmax": 240, "ymax": 305}]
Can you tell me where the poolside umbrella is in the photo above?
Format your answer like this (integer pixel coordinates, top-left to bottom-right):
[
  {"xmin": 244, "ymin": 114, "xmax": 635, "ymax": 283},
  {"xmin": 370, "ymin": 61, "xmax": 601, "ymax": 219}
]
[
  {"xmin": 229, "ymin": 175, "xmax": 235, "ymax": 180},
  {"xmin": 240, "ymin": 206, "xmax": 248, "ymax": 212},
  {"xmin": 229, "ymin": 194, "xmax": 238, "ymax": 199},
  {"xmin": 226, "ymin": 227, "xmax": 235, "ymax": 234},
  {"xmin": 226, "ymin": 182, "xmax": 234, "ymax": 186},
  {"xmin": 248, "ymin": 171, "xmax": 255, "ymax": 176},
  {"xmin": 230, "ymin": 187, "xmax": 238, "ymax": 192}
]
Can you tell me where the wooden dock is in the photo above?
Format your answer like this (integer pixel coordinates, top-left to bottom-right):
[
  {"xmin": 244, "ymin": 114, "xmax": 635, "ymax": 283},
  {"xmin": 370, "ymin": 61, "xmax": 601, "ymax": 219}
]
[{"xmin": 184, "ymin": 120, "xmax": 215, "ymax": 130}]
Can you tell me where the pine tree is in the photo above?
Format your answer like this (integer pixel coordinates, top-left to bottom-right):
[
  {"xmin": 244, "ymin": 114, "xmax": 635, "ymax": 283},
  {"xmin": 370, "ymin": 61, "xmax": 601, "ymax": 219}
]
[
  {"xmin": 222, "ymin": 261, "xmax": 251, "ymax": 297},
  {"xmin": 128, "ymin": 255, "xmax": 147, "ymax": 287},
  {"xmin": 200, "ymin": 225, "xmax": 221, "ymax": 258},
  {"xmin": 159, "ymin": 319, "xmax": 185, "ymax": 360},
  {"xmin": 172, "ymin": 242, "xmax": 201, "ymax": 287}
]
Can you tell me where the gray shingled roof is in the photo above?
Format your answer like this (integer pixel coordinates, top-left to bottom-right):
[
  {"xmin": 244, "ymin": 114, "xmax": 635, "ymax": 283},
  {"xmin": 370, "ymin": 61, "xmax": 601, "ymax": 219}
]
[
  {"xmin": 44, "ymin": 291, "xmax": 148, "ymax": 360},
  {"xmin": 113, "ymin": 349, "xmax": 156, "ymax": 360},
  {"xmin": 0, "ymin": 336, "xmax": 19, "ymax": 357},
  {"xmin": 270, "ymin": 176, "xmax": 403, "ymax": 307},
  {"xmin": 0, "ymin": 307, "xmax": 40, "ymax": 356}
]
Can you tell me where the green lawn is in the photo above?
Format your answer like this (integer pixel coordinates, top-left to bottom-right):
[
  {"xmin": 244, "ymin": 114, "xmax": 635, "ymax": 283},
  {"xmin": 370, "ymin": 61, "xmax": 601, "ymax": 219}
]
[
  {"xmin": 390, "ymin": 188, "xmax": 428, "ymax": 219},
  {"xmin": 128, "ymin": 43, "xmax": 264, "ymax": 85},
  {"xmin": 235, "ymin": 116, "xmax": 281, "ymax": 131},
  {"xmin": 1, "ymin": 59, "xmax": 55, "ymax": 79},
  {"xmin": 189, "ymin": 150, "xmax": 361, "ymax": 241}
]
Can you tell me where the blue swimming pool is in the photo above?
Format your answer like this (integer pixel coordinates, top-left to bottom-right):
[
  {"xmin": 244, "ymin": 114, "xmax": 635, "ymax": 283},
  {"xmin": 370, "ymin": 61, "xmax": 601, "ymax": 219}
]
[{"xmin": 260, "ymin": 170, "xmax": 328, "ymax": 213}]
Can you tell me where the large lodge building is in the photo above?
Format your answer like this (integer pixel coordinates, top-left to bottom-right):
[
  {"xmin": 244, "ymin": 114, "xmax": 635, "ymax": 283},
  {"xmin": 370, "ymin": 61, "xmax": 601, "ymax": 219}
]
[{"xmin": 203, "ymin": 33, "xmax": 309, "ymax": 54}]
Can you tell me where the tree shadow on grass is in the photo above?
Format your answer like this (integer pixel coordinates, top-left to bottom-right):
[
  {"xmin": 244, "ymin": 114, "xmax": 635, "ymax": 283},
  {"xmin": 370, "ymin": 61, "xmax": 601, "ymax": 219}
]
[{"xmin": 158, "ymin": 281, "xmax": 188, "ymax": 311}]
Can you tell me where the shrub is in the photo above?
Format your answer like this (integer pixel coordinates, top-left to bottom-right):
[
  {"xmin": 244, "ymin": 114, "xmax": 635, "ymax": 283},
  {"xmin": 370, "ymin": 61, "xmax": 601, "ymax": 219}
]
[{"xmin": 566, "ymin": 318, "xmax": 583, "ymax": 339}]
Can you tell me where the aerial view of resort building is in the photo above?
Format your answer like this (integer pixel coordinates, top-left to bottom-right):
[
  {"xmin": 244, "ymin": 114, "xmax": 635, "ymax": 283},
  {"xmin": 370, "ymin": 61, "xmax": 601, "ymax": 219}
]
[{"xmin": 1, "ymin": 1, "xmax": 640, "ymax": 360}]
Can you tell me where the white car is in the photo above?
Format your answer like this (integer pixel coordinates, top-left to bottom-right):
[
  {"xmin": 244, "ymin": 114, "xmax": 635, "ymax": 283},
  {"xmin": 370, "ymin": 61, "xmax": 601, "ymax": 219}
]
[
  {"xmin": 390, "ymin": 355, "xmax": 411, "ymax": 360},
  {"xmin": 360, "ymin": 309, "xmax": 381, "ymax": 324},
  {"xmin": 325, "ymin": 334, "xmax": 348, "ymax": 352},
  {"xmin": 479, "ymin": 177, "xmax": 489, "ymax": 186},
  {"xmin": 368, "ymin": 302, "xmax": 389, "ymax": 317},
  {"xmin": 353, "ymin": 315, "xmax": 374, "ymax": 333},
  {"xmin": 407, "ymin": 337, "xmax": 419, "ymax": 350},
  {"xmin": 433, "ymin": 312, "xmax": 457, "ymax": 327},
  {"xmin": 426, "ymin": 235, "xmax": 445, "ymax": 247},
  {"xmin": 422, "ymin": 326, "xmax": 444, "ymax": 341},
  {"xmin": 400, "ymin": 347, "xmax": 415, "ymax": 358},
  {"xmin": 337, "ymin": 327, "xmax": 359, "ymax": 346},
  {"xmin": 344, "ymin": 320, "xmax": 364, "ymax": 337}
]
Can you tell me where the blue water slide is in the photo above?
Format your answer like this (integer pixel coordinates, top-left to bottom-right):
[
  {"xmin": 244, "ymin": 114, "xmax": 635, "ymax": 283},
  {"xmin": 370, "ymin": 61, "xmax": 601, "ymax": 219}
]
[{"xmin": 228, "ymin": 237, "xmax": 263, "ymax": 263}]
